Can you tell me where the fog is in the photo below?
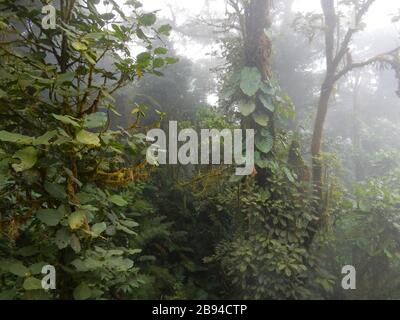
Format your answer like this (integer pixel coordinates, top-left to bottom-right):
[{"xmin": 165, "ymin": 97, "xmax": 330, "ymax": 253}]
[{"xmin": 2, "ymin": 0, "xmax": 400, "ymax": 300}]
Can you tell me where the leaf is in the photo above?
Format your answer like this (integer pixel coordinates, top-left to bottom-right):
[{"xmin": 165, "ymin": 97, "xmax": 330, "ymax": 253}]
[
  {"xmin": 37, "ymin": 208, "xmax": 64, "ymax": 227},
  {"xmin": 0, "ymin": 131, "xmax": 34, "ymax": 145},
  {"xmin": 68, "ymin": 210, "xmax": 86, "ymax": 230},
  {"xmin": 33, "ymin": 131, "xmax": 57, "ymax": 146},
  {"xmin": 239, "ymin": 100, "xmax": 256, "ymax": 117},
  {"xmin": 57, "ymin": 72, "xmax": 75, "ymax": 85},
  {"xmin": 255, "ymin": 152, "xmax": 269, "ymax": 169},
  {"xmin": 101, "ymin": 89, "xmax": 115, "ymax": 103},
  {"xmin": 44, "ymin": 182, "xmax": 67, "ymax": 200},
  {"xmin": 252, "ymin": 112, "xmax": 270, "ymax": 127},
  {"xmin": 52, "ymin": 114, "xmax": 80, "ymax": 127},
  {"xmin": 259, "ymin": 94, "xmax": 275, "ymax": 112},
  {"xmin": 55, "ymin": 228, "xmax": 70, "ymax": 249},
  {"xmin": 70, "ymin": 234, "xmax": 81, "ymax": 253},
  {"xmin": 154, "ymin": 47, "xmax": 168, "ymax": 55},
  {"xmin": 256, "ymin": 133, "xmax": 273, "ymax": 154},
  {"xmin": 260, "ymin": 82, "xmax": 275, "ymax": 95},
  {"xmin": 12, "ymin": 147, "xmax": 37, "ymax": 172},
  {"xmin": 64, "ymin": 167, "xmax": 83, "ymax": 188},
  {"xmin": 116, "ymin": 225, "xmax": 137, "ymax": 235},
  {"xmin": 84, "ymin": 112, "xmax": 107, "ymax": 129},
  {"xmin": 73, "ymin": 284, "xmax": 92, "ymax": 300},
  {"xmin": 139, "ymin": 13, "xmax": 157, "ymax": 26},
  {"xmin": 92, "ymin": 222, "xmax": 107, "ymax": 237},
  {"xmin": 136, "ymin": 52, "xmax": 151, "ymax": 65},
  {"xmin": 165, "ymin": 57, "xmax": 179, "ymax": 64},
  {"xmin": 153, "ymin": 58, "xmax": 165, "ymax": 68},
  {"xmin": 240, "ymin": 67, "xmax": 262, "ymax": 96},
  {"xmin": 109, "ymin": 195, "xmax": 128, "ymax": 207},
  {"xmin": 71, "ymin": 41, "xmax": 88, "ymax": 51},
  {"xmin": 84, "ymin": 52, "xmax": 96, "ymax": 65},
  {"xmin": 101, "ymin": 12, "xmax": 115, "ymax": 20},
  {"xmin": 23, "ymin": 277, "xmax": 42, "ymax": 291},
  {"xmin": 76, "ymin": 130, "xmax": 100, "ymax": 146},
  {"xmin": 8, "ymin": 261, "xmax": 30, "ymax": 277},
  {"xmin": 158, "ymin": 24, "xmax": 172, "ymax": 35},
  {"xmin": 284, "ymin": 167, "xmax": 296, "ymax": 183}
]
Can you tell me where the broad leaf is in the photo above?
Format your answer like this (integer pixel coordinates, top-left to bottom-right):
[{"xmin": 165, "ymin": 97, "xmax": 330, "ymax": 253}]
[
  {"xmin": 92, "ymin": 223, "xmax": 107, "ymax": 237},
  {"xmin": 255, "ymin": 133, "xmax": 274, "ymax": 154},
  {"xmin": 252, "ymin": 112, "xmax": 270, "ymax": 127},
  {"xmin": 240, "ymin": 67, "xmax": 262, "ymax": 96},
  {"xmin": 239, "ymin": 100, "xmax": 256, "ymax": 117},
  {"xmin": 12, "ymin": 147, "xmax": 37, "ymax": 172},
  {"xmin": 53, "ymin": 114, "xmax": 80, "ymax": 127},
  {"xmin": 23, "ymin": 277, "xmax": 42, "ymax": 291},
  {"xmin": 37, "ymin": 208, "xmax": 64, "ymax": 227},
  {"xmin": 84, "ymin": 112, "xmax": 108, "ymax": 129},
  {"xmin": 109, "ymin": 195, "xmax": 128, "ymax": 207},
  {"xmin": 76, "ymin": 130, "xmax": 100, "ymax": 146},
  {"xmin": 73, "ymin": 284, "xmax": 92, "ymax": 300},
  {"xmin": 259, "ymin": 94, "xmax": 275, "ymax": 112},
  {"xmin": 0, "ymin": 131, "xmax": 34, "ymax": 145},
  {"xmin": 68, "ymin": 211, "xmax": 86, "ymax": 230}
]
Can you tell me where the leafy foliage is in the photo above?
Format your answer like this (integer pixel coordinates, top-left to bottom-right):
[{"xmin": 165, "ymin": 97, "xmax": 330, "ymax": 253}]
[{"xmin": 0, "ymin": 0, "xmax": 173, "ymax": 299}]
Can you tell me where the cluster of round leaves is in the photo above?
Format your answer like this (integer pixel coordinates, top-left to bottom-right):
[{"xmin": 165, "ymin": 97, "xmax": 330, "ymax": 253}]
[
  {"xmin": 235, "ymin": 66, "xmax": 292, "ymax": 169},
  {"xmin": 0, "ymin": 0, "xmax": 175, "ymax": 300}
]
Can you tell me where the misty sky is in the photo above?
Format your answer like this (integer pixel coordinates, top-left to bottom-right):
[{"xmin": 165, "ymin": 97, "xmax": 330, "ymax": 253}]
[{"xmin": 136, "ymin": 0, "xmax": 400, "ymax": 57}]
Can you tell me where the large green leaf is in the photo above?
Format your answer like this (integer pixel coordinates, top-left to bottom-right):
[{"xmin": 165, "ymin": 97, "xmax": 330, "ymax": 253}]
[
  {"xmin": 70, "ymin": 234, "xmax": 81, "ymax": 253},
  {"xmin": 252, "ymin": 112, "xmax": 270, "ymax": 127},
  {"xmin": 23, "ymin": 277, "xmax": 43, "ymax": 290},
  {"xmin": 71, "ymin": 41, "xmax": 88, "ymax": 51},
  {"xmin": 240, "ymin": 67, "xmax": 262, "ymax": 96},
  {"xmin": 84, "ymin": 112, "xmax": 108, "ymax": 129},
  {"xmin": 33, "ymin": 131, "xmax": 58, "ymax": 146},
  {"xmin": 52, "ymin": 114, "xmax": 80, "ymax": 127},
  {"xmin": 239, "ymin": 100, "xmax": 256, "ymax": 117},
  {"xmin": 0, "ymin": 131, "xmax": 34, "ymax": 145},
  {"xmin": 109, "ymin": 195, "xmax": 128, "ymax": 207},
  {"xmin": 7, "ymin": 261, "xmax": 30, "ymax": 277},
  {"xmin": 260, "ymin": 81, "xmax": 275, "ymax": 95},
  {"xmin": 255, "ymin": 152, "xmax": 269, "ymax": 169},
  {"xmin": 37, "ymin": 208, "xmax": 64, "ymax": 227},
  {"xmin": 44, "ymin": 182, "xmax": 67, "ymax": 200},
  {"xmin": 55, "ymin": 228, "xmax": 70, "ymax": 249},
  {"xmin": 138, "ymin": 13, "xmax": 157, "ymax": 26},
  {"xmin": 259, "ymin": 94, "xmax": 275, "ymax": 112},
  {"xmin": 68, "ymin": 211, "xmax": 86, "ymax": 230},
  {"xmin": 255, "ymin": 133, "xmax": 274, "ymax": 154},
  {"xmin": 76, "ymin": 130, "xmax": 100, "ymax": 146},
  {"xmin": 158, "ymin": 24, "xmax": 172, "ymax": 35},
  {"xmin": 92, "ymin": 223, "xmax": 107, "ymax": 237},
  {"xmin": 12, "ymin": 147, "xmax": 37, "ymax": 172},
  {"xmin": 73, "ymin": 284, "xmax": 92, "ymax": 300}
]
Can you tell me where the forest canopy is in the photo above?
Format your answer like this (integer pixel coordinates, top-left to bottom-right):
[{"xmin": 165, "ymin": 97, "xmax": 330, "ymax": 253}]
[{"xmin": 1, "ymin": 0, "xmax": 400, "ymax": 300}]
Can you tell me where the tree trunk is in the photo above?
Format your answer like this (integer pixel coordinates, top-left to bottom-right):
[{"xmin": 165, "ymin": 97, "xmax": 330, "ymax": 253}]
[
  {"xmin": 244, "ymin": 0, "xmax": 273, "ymax": 187},
  {"xmin": 311, "ymin": 79, "xmax": 334, "ymax": 201},
  {"xmin": 311, "ymin": 0, "xmax": 336, "ymax": 203}
]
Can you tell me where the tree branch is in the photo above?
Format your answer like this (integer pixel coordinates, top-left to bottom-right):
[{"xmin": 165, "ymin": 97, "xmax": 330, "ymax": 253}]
[
  {"xmin": 332, "ymin": 0, "xmax": 376, "ymax": 70},
  {"xmin": 334, "ymin": 46, "xmax": 400, "ymax": 82}
]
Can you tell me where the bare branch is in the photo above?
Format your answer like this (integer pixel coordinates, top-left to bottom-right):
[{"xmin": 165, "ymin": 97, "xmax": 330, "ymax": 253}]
[
  {"xmin": 334, "ymin": 46, "xmax": 400, "ymax": 82},
  {"xmin": 332, "ymin": 0, "xmax": 376, "ymax": 70}
]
